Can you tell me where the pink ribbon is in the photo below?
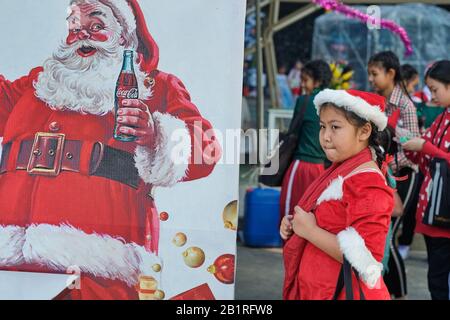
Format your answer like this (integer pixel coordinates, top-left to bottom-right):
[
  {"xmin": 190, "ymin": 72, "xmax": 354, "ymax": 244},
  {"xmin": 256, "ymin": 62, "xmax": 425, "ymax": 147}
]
[{"xmin": 312, "ymin": 0, "xmax": 413, "ymax": 56}]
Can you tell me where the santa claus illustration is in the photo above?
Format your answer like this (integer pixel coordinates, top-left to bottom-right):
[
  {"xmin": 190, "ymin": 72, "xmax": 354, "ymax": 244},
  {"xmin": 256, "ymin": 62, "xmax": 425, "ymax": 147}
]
[{"xmin": 0, "ymin": 0, "xmax": 221, "ymax": 299}]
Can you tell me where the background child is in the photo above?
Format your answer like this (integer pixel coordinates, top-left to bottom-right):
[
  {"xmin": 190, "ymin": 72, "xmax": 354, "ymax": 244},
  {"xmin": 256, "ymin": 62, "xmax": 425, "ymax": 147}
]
[
  {"xmin": 402, "ymin": 60, "xmax": 450, "ymax": 300},
  {"xmin": 402, "ymin": 64, "xmax": 443, "ymax": 132},
  {"xmin": 279, "ymin": 60, "xmax": 331, "ymax": 223},
  {"xmin": 368, "ymin": 51, "xmax": 421, "ymax": 299},
  {"xmin": 281, "ymin": 89, "xmax": 394, "ymax": 300}
]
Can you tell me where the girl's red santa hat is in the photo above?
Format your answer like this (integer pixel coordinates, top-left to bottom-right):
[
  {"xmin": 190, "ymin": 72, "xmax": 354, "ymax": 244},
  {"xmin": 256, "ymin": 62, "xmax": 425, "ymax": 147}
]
[
  {"xmin": 313, "ymin": 89, "xmax": 388, "ymax": 131},
  {"xmin": 71, "ymin": 0, "xmax": 159, "ymax": 71}
]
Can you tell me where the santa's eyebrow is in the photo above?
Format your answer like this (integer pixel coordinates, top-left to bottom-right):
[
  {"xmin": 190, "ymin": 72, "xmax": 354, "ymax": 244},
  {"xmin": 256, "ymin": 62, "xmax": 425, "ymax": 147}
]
[
  {"xmin": 66, "ymin": 14, "xmax": 78, "ymax": 21},
  {"xmin": 89, "ymin": 10, "xmax": 107, "ymax": 18}
]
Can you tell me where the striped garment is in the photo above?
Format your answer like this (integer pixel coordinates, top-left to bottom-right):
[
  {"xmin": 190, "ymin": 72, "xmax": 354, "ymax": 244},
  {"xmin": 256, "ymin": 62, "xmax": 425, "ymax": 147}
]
[{"xmin": 386, "ymin": 84, "xmax": 421, "ymax": 173}]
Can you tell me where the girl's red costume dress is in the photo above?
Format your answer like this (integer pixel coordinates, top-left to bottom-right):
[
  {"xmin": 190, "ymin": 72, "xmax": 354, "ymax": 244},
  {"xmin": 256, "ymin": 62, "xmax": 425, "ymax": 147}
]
[{"xmin": 283, "ymin": 89, "xmax": 394, "ymax": 300}]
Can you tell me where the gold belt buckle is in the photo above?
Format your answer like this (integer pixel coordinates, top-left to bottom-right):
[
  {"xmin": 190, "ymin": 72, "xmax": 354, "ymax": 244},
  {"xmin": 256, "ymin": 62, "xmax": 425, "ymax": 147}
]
[{"xmin": 27, "ymin": 132, "xmax": 66, "ymax": 176}]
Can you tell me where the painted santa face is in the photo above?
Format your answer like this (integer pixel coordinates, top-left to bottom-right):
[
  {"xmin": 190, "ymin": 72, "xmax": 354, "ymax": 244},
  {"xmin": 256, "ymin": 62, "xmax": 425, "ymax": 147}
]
[
  {"xmin": 426, "ymin": 77, "xmax": 450, "ymax": 107},
  {"xmin": 34, "ymin": 2, "xmax": 150, "ymax": 115},
  {"xmin": 66, "ymin": 2, "xmax": 122, "ymax": 57},
  {"xmin": 319, "ymin": 104, "xmax": 371, "ymax": 163}
]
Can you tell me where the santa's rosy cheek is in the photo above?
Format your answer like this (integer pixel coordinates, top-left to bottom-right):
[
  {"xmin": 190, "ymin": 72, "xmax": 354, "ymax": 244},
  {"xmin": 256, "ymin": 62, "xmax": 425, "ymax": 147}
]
[
  {"xmin": 90, "ymin": 32, "xmax": 109, "ymax": 42},
  {"xmin": 66, "ymin": 32, "xmax": 78, "ymax": 45}
]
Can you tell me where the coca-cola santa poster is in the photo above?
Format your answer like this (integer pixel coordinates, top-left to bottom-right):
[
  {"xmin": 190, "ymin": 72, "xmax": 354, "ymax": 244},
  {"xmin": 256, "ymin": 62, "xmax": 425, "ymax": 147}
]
[{"xmin": 0, "ymin": 0, "xmax": 245, "ymax": 300}]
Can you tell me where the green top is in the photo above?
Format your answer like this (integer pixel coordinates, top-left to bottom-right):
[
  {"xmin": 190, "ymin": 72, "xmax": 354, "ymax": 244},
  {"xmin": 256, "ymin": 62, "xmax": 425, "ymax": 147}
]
[
  {"xmin": 416, "ymin": 102, "xmax": 444, "ymax": 129},
  {"xmin": 292, "ymin": 89, "xmax": 326, "ymax": 164}
]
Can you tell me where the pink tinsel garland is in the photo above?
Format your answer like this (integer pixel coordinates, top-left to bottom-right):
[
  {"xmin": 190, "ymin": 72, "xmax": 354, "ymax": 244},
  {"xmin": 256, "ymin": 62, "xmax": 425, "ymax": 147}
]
[{"xmin": 312, "ymin": 0, "xmax": 413, "ymax": 56}]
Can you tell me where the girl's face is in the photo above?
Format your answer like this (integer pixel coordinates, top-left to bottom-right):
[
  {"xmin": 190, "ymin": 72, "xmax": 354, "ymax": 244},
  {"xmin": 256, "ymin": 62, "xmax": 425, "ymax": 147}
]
[
  {"xmin": 406, "ymin": 75, "xmax": 419, "ymax": 94},
  {"xmin": 426, "ymin": 77, "xmax": 450, "ymax": 107},
  {"xmin": 301, "ymin": 73, "xmax": 320, "ymax": 95},
  {"xmin": 319, "ymin": 105, "xmax": 372, "ymax": 163},
  {"xmin": 368, "ymin": 64, "xmax": 395, "ymax": 95}
]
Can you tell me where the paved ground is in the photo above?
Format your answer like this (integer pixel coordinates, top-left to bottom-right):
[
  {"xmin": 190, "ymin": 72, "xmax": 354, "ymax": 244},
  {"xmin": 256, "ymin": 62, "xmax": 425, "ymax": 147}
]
[{"xmin": 235, "ymin": 234, "xmax": 430, "ymax": 300}]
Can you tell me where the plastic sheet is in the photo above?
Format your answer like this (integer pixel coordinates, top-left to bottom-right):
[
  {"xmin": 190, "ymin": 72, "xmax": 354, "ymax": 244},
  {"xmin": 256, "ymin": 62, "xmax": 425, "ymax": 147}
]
[{"xmin": 312, "ymin": 4, "xmax": 450, "ymax": 90}]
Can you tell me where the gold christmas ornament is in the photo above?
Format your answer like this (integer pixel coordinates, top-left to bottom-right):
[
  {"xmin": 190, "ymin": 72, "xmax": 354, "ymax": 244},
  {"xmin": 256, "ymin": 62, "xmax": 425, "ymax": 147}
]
[
  {"xmin": 152, "ymin": 264, "xmax": 162, "ymax": 273},
  {"xmin": 222, "ymin": 200, "xmax": 238, "ymax": 230},
  {"xmin": 172, "ymin": 232, "xmax": 187, "ymax": 247},
  {"xmin": 182, "ymin": 247, "xmax": 206, "ymax": 268},
  {"xmin": 153, "ymin": 290, "xmax": 165, "ymax": 300}
]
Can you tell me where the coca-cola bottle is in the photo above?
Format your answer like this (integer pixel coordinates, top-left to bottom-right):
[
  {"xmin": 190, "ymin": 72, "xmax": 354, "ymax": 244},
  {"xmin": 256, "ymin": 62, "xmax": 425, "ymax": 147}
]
[{"xmin": 114, "ymin": 50, "xmax": 139, "ymax": 142}]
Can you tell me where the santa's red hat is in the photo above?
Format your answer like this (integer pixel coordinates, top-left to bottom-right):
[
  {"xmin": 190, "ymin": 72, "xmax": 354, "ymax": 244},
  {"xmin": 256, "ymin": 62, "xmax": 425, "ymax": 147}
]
[
  {"xmin": 313, "ymin": 89, "xmax": 388, "ymax": 130},
  {"xmin": 71, "ymin": 0, "xmax": 159, "ymax": 71}
]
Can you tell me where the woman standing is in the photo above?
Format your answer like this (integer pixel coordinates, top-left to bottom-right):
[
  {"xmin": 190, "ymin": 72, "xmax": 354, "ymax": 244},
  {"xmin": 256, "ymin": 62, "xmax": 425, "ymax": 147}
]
[
  {"xmin": 368, "ymin": 51, "xmax": 421, "ymax": 299},
  {"xmin": 402, "ymin": 60, "xmax": 450, "ymax": 300}
]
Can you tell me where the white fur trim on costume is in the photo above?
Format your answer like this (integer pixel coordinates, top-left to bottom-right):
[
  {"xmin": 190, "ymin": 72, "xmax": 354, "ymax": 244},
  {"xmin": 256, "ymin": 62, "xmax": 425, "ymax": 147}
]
[
  {"xmin": 337, "ymin": 227, "xmax": 383, "ymax": 289},
  {"xmin": 313, "ymin": 89, "xmax": 388, "ymax": 130},
  {"xmin": 71, "ymin": 0, "xmax": 136, "ymax": 32},
  {"xmin": 317, "ymin": 176, "xmax": 344, "ymax": 205},
  {"xmin": 0, "ymin": 225, "xmax": 26, "ymax": 267},
  {"xmin": 22, "ymin": 224, "xmax": 160, "ymax": 287},
  {"xmin": 317, "ymin": 170, "xmax": 385, "ymax": 206},
  {"xmin": 135, "ymin": 112, "xmax": 191, "ymax": 187}
]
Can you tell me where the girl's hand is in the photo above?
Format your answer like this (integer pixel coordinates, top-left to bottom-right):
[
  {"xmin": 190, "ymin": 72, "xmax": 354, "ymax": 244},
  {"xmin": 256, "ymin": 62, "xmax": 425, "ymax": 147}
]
[
  {"xmin": 392, "ymin": 191, "xmax": 404, "ymax": 217},
  {"xmin": 280, "ymin": 215, "xmax": 294, "ymax": 240},
  {"xmin": 402, "ymin": 137, "xmax": 425, "ymax": 152},
  {"xmin": 292, "ymin": 206, "xmax": 318, "ymax": 240}
]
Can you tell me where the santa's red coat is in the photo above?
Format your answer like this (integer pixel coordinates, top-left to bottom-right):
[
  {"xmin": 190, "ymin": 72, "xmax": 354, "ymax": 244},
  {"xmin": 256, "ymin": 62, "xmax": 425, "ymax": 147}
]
[{"xmin": 0, "ymin": 67, "xmax": 221, "ymax": 299}]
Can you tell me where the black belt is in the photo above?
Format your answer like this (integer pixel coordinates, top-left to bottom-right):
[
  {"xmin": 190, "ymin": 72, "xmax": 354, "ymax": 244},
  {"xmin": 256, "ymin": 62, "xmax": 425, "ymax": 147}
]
[{"xmin": 0, "ymin": 132, "xmax": 140, "ymax": 189}]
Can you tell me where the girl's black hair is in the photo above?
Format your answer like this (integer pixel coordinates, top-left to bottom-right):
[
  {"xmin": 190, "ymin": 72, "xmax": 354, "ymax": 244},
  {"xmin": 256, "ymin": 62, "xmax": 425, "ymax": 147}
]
[
  {"xmin": 302, "ymin": 60, "xmax": 332, "ymax": 89},
  {"xmin": 425, "ymin": 60, "xmax": 450, "ymax": 85},
  {"xmin": 320, "ymin": 103, "xmax": 388, "ymax": 169},
  {"xmin": 369, "ymin": 51, "xmax": 402, "ymax": 84},
  {"xmin": 369, "ymin": 51, "xmax": 414, "ymax": 104},
  {"xmin": 401, "ymin": 64, "xmax": 419, "ymax": 83}
]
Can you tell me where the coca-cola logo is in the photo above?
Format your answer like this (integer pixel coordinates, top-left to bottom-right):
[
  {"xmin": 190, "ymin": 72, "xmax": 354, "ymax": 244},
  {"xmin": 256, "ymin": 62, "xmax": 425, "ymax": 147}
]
[{"xmin": 116, "ymin": 88, "xmax": 139, "ymax": 99}]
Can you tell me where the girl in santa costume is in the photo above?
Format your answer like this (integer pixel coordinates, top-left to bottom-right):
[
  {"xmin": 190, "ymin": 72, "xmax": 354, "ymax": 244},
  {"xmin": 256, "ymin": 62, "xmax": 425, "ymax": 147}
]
[
  {"xmin": 368, "ymin": 51, "xmax": 421, "ymax": 299},
  {"xmin": 402, "ymin": 60, "xmax": 450, "ymax": 300},
  {"xmin": 281, "ymin": 89, "xmax": 394, "ymax": 300},
  {"xmin": 279, "ymin": 60, "xmax": 331, "ymax": 224}
]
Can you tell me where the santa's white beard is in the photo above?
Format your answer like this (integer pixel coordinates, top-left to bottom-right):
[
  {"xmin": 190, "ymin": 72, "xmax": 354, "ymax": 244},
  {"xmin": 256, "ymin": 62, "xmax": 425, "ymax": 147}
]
[{"xmin": 34, "ymin": 36, "xmax": 151, "ymax": 115}]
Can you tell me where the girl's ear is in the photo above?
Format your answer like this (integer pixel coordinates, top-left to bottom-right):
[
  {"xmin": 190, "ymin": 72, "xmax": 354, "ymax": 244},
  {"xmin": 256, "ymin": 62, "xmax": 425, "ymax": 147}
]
[
  {"xmin": 313, "ymin": 80, "xmax": 322, "ymax": 89},
  {"xmin": 387, "ymin": 68, "xmax": 396, "ymax": 81},
  {"xmin": 358, "ymin": 122, "xmax": 373, "ymax": 142}
]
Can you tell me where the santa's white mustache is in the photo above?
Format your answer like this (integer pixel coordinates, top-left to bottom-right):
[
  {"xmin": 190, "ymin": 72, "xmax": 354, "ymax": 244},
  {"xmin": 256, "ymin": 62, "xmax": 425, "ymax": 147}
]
[{"xmin": 54, "ymin": 36, "xmax": 123, "ymax": 62}]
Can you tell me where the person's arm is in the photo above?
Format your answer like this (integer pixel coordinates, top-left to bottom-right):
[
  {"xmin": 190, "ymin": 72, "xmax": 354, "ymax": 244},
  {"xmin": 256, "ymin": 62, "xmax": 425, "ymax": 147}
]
[
  {"xmin": 401, "ymin": 100, "xmax": 421, "ymax": 138},
  {"xmin": 403, "ymin": 113, "xmax": 448, "ymax": 170},
  {"xmin": 291, "ymin": 205, "xmax": 343, "ymax": 263},
  {"xmin": 422, "ymin": 141, "xmax": 450, "ymax": 164},
  {"xmin": 0, "ymin": 68, "xmax": 41, "ymax": 135},
  {"xmin": 392, "ymin": 191, "xmax": 404, "ymax": 217},
  {"xmin": 134, "ymin": 73, "xmax": 222, "ymax": 188},
  {"xmin": 394, "ymin": 100, "xmax": 421, "ymax": 170}
]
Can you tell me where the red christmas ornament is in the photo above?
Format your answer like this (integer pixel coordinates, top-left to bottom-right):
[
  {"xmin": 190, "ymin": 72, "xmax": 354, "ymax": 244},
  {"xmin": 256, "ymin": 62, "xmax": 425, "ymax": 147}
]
[
  {"xmin": 159, "ymin": 212, "xmax": 169, "ymax": 221},
  {"xmin": 207, "ymin": 254, "xmax": 235, "ymax": 285}
]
